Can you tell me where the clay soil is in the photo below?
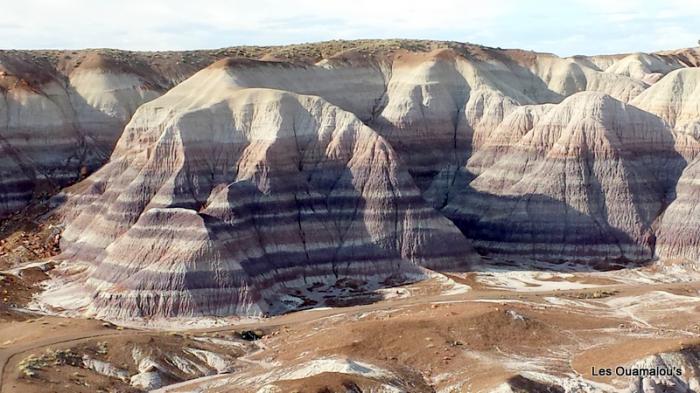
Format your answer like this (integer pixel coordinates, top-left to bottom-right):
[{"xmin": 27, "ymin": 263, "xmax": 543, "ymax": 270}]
[{"xmin": 0, "ymin": 263, "xmax": 699, "ymax": 392}]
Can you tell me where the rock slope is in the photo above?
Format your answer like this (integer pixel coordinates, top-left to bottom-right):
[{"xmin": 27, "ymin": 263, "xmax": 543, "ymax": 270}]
[
  {"xmin": 50, "ymin": 71, "xmax": 477, "ymax": 318},
  {"xmin": 3, "ymin": 40, "xmax": 687, "ymax": 218},
  {"xmin": 3, "ymin": 40, "xmax": 700, "ymax": 318},
  {"xmin": 0, "ymin": 52, "xmax": 164, "ymax": 216},
  {"xmin": 181, "ymin": 47, "xmax": 657, "ymax": 194},
  {"xmin": 0, "ymin": 46, "xmax": 314, "ymax": 217},
  {"xmin": 640, "ymin": 69, "xmax": 700, "ymax": 262},
  {"xmin": 441, "ymin": 92, "xmax": 690, "ymax": 263},
  {"xmin": 632, "ymin": 68, "xmax": 700, "ymax": 137},
  {"xmin": 604, "ymin": 53, "xmax": 684, "ymax": 84},
  {"xmin": 657, "ymin": 156, "xmax": 700, "ymax": 262}
]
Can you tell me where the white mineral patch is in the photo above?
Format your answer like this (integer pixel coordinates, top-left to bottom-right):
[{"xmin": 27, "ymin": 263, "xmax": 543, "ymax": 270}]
[
  {"xmin": 82, "ymin": 356, "xmax": 129, "ymax": 381},
  {"xmin": 185, "ymin": 348, "xmax": 233, "ymax": 374},
  {"xmin": 605, "ymin": 291, "xmax": 700, "ymax": 329},
  {"xmin": 472, "ymin": 269, "xmax": 605, "ymax": 292},
  {"xmin": 191, "ymin": 336, "xmax": 248, "ymax": 348},
  {"xmin": 170, "ymin": 354, "xmax": 211, "ymax": 376},
  {"xmin": 281, "ymin": 357, "xmax": 390, "ymax": 380},
  {"xmin": 130, "ymin": 371, "xmax": 163, "ymax": 390}
]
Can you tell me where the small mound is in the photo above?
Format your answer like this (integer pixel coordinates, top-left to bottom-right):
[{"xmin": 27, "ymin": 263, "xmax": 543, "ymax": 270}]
[
  {"xmin": 632, "ymin": 68, "xmax": 700, "ymax": 133},
  {"xmin": 265, "ymin": 371, "xmax": 421, "ymax": 393},
  {"xmin": 604, "ymin": 53, "xmax": 680, "ymax": 82},
  {"xmin": 311, "ymin": 305, "xmax": 561, "ymax": 368}
]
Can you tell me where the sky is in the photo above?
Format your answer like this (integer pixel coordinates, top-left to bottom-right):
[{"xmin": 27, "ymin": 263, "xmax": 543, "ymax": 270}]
[{"xmin": 1, "ymin": 0, "xmax": 698, "ymax": 56}]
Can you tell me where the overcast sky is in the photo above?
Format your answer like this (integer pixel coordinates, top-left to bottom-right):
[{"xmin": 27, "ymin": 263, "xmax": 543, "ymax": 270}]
[{"xmin": 1, "ymin": 0, "xmax": 698, "ymax": 56}]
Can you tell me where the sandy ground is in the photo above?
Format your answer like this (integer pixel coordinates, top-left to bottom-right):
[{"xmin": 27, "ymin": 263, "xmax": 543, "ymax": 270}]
[{"xmin": 0, "ymin": 260, "xmax": 697, "ymax": 392}]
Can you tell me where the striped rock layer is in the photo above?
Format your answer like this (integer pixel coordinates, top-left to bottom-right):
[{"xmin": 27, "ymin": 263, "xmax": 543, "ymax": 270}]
[
  {"xmin": 441, "ymin": 92, "xmax": 693, "ymax": 263},
  {"xmin": 55, "ymin": 86, "xmax": 477, "ymax": 319},
  {"xmin": 0, "ymin": 47, "xmax": 292, "ymax": 217},
  {"xmin": 2, "ymin": 42, "xmax": 695, "ymax": 218},
  {"xmin": 7, "ymin": 41, "xmax": 700, "ymax": 318},
  {"xmin": 0, "ymin": 52, "xmax": 170, "ymax": 216},
  {"xmin": 652, "ymin": 69, "xmax": 700, "ymax": 261},
  {"xmin": 136, "ymin": 47, "xmax": 662, "ymax": 196},
  {"xmin": 657, "ymin": 156, "xmax": 700, "ymax": 262},
  {"xmin": 632, "ymin": 68, "xmax": 700, "ymax": 138}
]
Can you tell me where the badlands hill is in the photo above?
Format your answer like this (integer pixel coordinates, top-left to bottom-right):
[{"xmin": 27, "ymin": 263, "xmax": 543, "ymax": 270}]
[
  {"xmin": 442, "ymin": 92, "xmax": 691, "ymax": 262},
  {"xmin": 1, "ymin": 40, "xmax": 700, "ymax": 320},
  {"xmin": 3, "ymin": 40, "xmax": 698, "ymax": 217},
  {"xmin": 54, "ymin": 85, "xmax": 475, "ymax": 319}
]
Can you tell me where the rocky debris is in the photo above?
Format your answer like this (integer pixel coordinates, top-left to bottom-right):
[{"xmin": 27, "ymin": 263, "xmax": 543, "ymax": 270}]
[
  {"xmin": 622, "ymin": 347, "xmax": 700, "ymax": 393},
  {"xmin": 0, "ymin": 199, "xmax": 62, "ymax": 270},
  {"xmin": 12, "ymin": 332, "xmax": 248, "ymax": 393},
  {"xmin": 130, "ymin": 370, "xmax": 162, "ymax": 390},
  {"xmin": 239, "ymin": 330, "xmax": 264, "ymax": 341},
  {"xmin": 18, "ymin": 348, "xmax": 83, "ymax": 378},
  {"xmin": 185, "ymin": 348, "xmax": 234, "ymax": 374},
  {"xmin": 568, "ymin": 290, "xmax": 619, "ymax": 300},
  {"xmin": 0, "ymin": 263, "xmax": 54, "ymax": 320},
  {"xmin": 0, "ymin": 272, "xmax": 32, "ymax": 308},
  {"xmin": 505, "ymin": 309, "xmax": 527, "ymax": 322}
]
